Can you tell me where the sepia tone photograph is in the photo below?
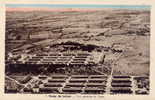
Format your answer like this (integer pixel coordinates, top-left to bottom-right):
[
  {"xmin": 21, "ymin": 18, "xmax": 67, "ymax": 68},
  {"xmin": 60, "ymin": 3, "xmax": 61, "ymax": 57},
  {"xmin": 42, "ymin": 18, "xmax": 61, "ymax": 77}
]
[{"xmin": 5, "ymin": 4, "xmax": 150, "ymax": 95}]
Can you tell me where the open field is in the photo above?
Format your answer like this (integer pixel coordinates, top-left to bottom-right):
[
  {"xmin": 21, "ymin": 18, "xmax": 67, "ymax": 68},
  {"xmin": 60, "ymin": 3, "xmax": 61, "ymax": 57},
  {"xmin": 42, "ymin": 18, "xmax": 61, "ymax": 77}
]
[{"xmin": 5, "ymin": 8, "xmax": 150, "ymax": 94}]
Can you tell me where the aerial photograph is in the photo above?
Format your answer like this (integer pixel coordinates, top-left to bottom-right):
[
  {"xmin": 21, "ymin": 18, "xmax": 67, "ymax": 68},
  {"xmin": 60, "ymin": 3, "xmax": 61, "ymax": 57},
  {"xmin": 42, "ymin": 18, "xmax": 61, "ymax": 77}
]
[{"xmin": 5, "ymin": 4, "xmax": 150, "ymax": 94}]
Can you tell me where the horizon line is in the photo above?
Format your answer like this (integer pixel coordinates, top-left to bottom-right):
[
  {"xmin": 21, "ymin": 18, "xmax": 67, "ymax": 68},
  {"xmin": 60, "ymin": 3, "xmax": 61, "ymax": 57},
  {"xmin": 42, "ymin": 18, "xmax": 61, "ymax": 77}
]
[
  {"xmin": 6, "ymin": 4, "xmax": 151, "ymax": 12},
  {"xmin": 6, "ymin": 4, "xmax": 151, "ymax": 9}
]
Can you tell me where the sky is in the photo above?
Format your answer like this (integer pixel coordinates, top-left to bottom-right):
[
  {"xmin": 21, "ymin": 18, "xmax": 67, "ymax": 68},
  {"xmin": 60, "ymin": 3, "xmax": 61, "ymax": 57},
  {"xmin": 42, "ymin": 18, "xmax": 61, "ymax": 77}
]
[{"xmin": 6, "ymin": 4, "xmax": 151, "ymax": 11}]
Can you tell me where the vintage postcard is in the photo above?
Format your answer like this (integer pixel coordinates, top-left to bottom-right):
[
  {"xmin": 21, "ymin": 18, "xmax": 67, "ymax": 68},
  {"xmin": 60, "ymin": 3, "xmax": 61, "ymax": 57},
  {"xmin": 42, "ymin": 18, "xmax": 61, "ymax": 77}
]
[{"xmin": 0, "ymin": 0, "xmax": 155, "ymax": 100}]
